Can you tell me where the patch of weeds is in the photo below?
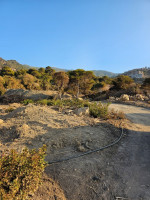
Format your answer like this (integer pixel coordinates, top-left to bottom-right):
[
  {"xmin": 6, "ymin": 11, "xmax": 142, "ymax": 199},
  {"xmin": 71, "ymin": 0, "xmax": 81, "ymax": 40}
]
[
  {"xmin": 36, "ymin": 98, "xmax": 90, "ymax": 109},
  {"xmin": 0, "ymin": 145, "xmax": 47, "ymax": 200},
  {"xmin": 5, "ymin": 107, "xmax": 14, "ymax": 113},
  {"xmin": 21, "ymin": 99, "xmax": 34, "ymax": 105}
]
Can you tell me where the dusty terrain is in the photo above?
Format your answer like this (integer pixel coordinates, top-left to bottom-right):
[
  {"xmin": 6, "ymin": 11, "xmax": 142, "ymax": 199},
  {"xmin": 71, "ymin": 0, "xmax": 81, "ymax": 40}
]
[{"xmin": 0, "ymin": 101, "xmax": 150, "ymax": 200}]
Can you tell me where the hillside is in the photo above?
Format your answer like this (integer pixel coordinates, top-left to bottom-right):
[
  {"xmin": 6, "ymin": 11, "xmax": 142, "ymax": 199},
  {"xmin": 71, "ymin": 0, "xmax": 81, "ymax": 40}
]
[
  {"xmin": 123, "ymin": 67, "xmax": 150, "ymax": 78},
  {"xmin": 0, "ymin": 57, "xmax": 32, "ymax": 70},
  {"xmin": 92, "ymin": 70, "xmax": 118, "ymax": 77},
  {"xmin": 1, "ymin": 57, "xmax": 149, "ymax": 78},
  {"xmin": 0, "ymin": 57, "xmax": 117, "ymax": 77}
]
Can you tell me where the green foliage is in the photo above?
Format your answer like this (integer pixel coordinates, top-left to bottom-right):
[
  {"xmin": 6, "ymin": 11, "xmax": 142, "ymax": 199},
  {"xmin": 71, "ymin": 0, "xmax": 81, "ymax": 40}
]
[
  {"xmin": 45, "ymin": 66, "xmax": 55, "ymax": 75},
  {"xmin": 15, "ymin": 69, "xmax": 27, "ymax": 77},
  {"xmin": 0, "ymin": 66, "xmax": 15, "ymax": 76},
  {"xmin": 68, "ymin": 69, "xmax": 95, "ymax": 97},
  {"xmin": 21, "ymin": 99, "xmax": 34, "ymax": 105},
  {"xmin": 142, "ymin": 78, "xmax": 150, "ymax": 88},
  {"xmin": 0, "ymin": 76, "xmax": 6, "ymax": 96},
  {"xmin": 39, "ymin": 74, "xmax": 52, "ymax": 90},
  {"xmin": 54, "ymin": 72, "xmax": 69, "ymax": 97},
  {"xmin": 36, "ymin": 98, "xmax": 89, "ymax": 109},
  {"xmin": 113, "ymin": 75, "xmax": 134, "ymax": 90},
  {"xmin": 89, "ymin": 102, "xmax": 110, "ymax": 119},
  {"xmin": 27, "ymin": 69, "xmax": 41, "ymax": 78},
  {"xmin": 0, "ymin": 145, "xmax": 47, "ymax": 200}
]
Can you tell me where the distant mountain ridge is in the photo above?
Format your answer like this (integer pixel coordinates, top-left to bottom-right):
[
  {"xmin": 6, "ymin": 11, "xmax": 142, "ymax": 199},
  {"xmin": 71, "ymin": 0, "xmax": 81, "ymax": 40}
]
[
  {"xmin": 0, "ymin": 57, "xmax": 149, "ymax": 78},
  {"xmin": 123, "ymin": 67, "xmax": 150, "ymax": 78},
  {"xmin": 0, "ymin": 57, "xmax": 32, "ymax": 70},
  {"xmin": 0, "ymin": 57, "xmax": 118, "ymax": 77}
]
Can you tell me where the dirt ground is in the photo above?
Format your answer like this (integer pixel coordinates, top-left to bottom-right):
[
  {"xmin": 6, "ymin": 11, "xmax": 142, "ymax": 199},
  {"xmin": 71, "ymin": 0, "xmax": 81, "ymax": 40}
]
[{"xmin": 0, "ymin": 102, "xmax": 150, "ymax": 200}]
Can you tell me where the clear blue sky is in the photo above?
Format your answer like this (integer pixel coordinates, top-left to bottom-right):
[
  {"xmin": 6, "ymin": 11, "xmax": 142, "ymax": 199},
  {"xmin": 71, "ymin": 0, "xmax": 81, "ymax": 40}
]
[{"xmin": 0, "ymin": 0, "xmax": 150, "ymax": 73}]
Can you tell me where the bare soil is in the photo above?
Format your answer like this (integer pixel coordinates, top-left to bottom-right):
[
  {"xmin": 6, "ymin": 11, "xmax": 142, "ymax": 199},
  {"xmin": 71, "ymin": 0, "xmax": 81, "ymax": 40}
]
[{"xmin": 0, "ymin": 102, "xmax": 150, "ymax": 200}]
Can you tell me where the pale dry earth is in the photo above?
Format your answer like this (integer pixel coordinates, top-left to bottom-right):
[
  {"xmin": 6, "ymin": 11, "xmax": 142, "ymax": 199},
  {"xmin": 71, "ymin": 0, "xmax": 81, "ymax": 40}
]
[
  {"xmin": 0, "ymin": 102, "xmax": 150, "ymax": 200},
  {"xmin": 109, "ymin": 103, "xmax": 150, "ymax": 200}
]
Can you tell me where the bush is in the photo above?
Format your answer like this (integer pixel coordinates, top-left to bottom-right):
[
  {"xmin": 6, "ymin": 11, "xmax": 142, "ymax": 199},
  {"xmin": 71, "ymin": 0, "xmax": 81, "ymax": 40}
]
[
  {"xmin": 113, "ymin": 75, "xmax": 134, "ymax": 90},
  {"xmin": 36, "ymin": 98, "xmax": 90, "ymax": 109},
  {"xmin": 21, "ymin": 99, "xmax": 34, "ymax": 105},
  {"xmin": 109, "ymin": 108, "xmax": 126, "ymax": 119},
  {"xmin": 89, "ymin": 102, "xmax": 110, "ymax": 119},
  {"xmin": 0, "ymin": 145, "xmax": 47, "ymax": 200}
]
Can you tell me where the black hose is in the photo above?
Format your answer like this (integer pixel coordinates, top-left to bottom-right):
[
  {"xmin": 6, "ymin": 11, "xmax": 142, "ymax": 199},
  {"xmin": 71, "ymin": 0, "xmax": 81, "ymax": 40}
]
[{"xmin": 48, "ymin": 126, "xmax": 124, "ymax": 165}]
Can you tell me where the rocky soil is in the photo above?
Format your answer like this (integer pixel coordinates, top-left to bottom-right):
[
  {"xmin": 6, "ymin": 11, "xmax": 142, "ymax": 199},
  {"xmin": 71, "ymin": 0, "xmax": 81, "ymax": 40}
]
[{"xmin": 0, "ymin": 97, "xmax": 150, "ymax": 200}]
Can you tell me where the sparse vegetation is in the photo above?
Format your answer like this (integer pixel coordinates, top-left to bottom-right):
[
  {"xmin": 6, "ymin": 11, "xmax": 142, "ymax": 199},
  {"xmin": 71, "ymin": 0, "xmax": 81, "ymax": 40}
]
[
  {"xmin": 0, "ymin": 145, "xmax": 47, "ymax": 200},
  {"xmin": 89, "ymin": 102, "xmax": 110, "ymax": 119}
]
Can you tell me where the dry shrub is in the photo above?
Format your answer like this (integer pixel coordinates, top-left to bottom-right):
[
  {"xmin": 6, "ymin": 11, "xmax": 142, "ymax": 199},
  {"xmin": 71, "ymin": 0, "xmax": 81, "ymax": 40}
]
[
  {"xmin": 109, "ymin": 108, "xmax": 126, "ymax": 119},
  {"xmin": 0, "ymin": 145, "xmax": 47, "ymax": 200}
]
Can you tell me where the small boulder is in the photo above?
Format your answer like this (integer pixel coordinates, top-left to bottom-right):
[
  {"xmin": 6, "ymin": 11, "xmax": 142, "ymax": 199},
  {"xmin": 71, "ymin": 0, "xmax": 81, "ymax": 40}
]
[
  {"xmin": 0, "ymin": 119, "xmax": 4, "ymax": 124},
  {"xmin": 136, "ymin": 94, "xmax": 144, "ymax": 101},
  {"xmin": 62, "ymin": 94, "xmax": 72, "ymax": 100},
  {"xmin": 74, "ymin": 107, "xmax": 89, "ymax": 116},
  {"xmin": 109, "ymin": 96, "xmax": 115, "ymax": 101},
  {"xmin": 120, "ymin": 94, "xmax": 130, "ymax": 101}
]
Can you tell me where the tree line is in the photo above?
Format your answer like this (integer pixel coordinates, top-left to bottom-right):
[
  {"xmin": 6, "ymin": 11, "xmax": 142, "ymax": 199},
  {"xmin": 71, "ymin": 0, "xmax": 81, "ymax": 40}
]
[{"xmin": 0, "ymin": 65, "xmax": 149, "ymax": 97}]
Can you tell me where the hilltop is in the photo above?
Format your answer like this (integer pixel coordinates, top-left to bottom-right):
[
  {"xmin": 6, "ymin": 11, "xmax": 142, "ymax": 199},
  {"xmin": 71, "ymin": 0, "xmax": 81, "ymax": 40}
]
[
  {"xmin": 0, "ymin": 57, "xmax": 32, "ymax": 71},
  {"xmin": 0, "ymin": 57, "xmax": 117, "ymax": 77},
  {"xmin": 123, "ymin": 67, "xmax": 150, "ymax": 78}
]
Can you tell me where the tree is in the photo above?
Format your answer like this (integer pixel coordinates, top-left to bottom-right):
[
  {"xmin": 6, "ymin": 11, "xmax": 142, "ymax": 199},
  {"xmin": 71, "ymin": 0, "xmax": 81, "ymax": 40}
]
[
  {"xmin": 27, "ymin": 68, "xmax": 41, "ymax": 78},
  {"xmin": 112, "ymin": 75, "xmax": 134, "ymax": 90},
  {"xmin": 68, "ymin": 69, "xmax": 95, "ymax": 97},
  {"xmin": 15, "ymin": 69, "xmax": 27, "ymax": 77},
  {"xmin": 21, "ymin": 74, "xmax": 40, "ymax": 90},
  {"xmin": 4, "ymin": 76, "xmax": 24, "ymax": 89},
  {"xmin": 0, "ymin": 76, "xmax": 6, "ymax": 95},
  {"xmin": 38, "ymin": 67, "xmax": 45, "ymax": 74},
  {"xmin": 54, "ymin": 72, "xmax": 69, "ymax": 98},
  {"xmin": 40, "ymin": 74, "xmax": 52, "ymax": 90},
  {"xmin": 45, "ymin": 66, "xmax": 55, "ymax": 75},
  {"xmin": 0, "ymin": 66, "xmax": 14, "ymax": 76},
  {"xmin": 142, "ymin": 78, "xmax": 150, "ymax": 88}
]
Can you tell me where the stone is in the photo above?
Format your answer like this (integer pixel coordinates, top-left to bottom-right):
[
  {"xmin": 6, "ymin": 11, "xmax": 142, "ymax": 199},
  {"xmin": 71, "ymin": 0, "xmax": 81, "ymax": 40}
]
[
  {"xmin": 0, "ymin": 119, "xmax": 4, "ymax": 124},
  {"xmin": 62, "ymin": 94, "xmax": 72, "ymax": 100},
  {"xmin": 109, "ymin": 96, "xmax": 115, "ymax": 101},
  {"xmin": 120, "ymin": 94, "xmax": 129, "ymax": 101},
  {"xmin": 136, "ymin": 94, "xmax": 144, "ymax": 101},
  {"xmin": 74, "ymin": 107, "xmax": 89, "ymax": 116}
]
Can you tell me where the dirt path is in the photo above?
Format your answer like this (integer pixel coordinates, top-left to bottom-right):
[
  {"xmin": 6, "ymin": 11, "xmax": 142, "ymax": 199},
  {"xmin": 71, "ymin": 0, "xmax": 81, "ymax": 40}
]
[{"xmin": 109, "ymin": 103, "xmax": 150, "ymax": 200}]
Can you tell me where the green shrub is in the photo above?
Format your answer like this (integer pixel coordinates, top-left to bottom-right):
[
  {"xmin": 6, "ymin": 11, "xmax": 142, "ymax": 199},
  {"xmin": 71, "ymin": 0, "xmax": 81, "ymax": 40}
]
[
  {"xmin": 36, "ymin": 99, "xmax": 50, "ymax": 106},
  {"xmin": 21, "ymin": 99, "xmax": 34, "ymax": 105},
  {"xmin": 36, "ymin": 98, "xmax": 89, "ymax": 109},
  {"xmin": 0, "ymin": 145, "xmax": 47, "ymax": 200},
  {"xmin": 5, "ymin": 107, "xmax": 14, "ymax": 113},
  {"xmin": 89, "ymin": 102, "xmax": 110, "ymax": 119}
]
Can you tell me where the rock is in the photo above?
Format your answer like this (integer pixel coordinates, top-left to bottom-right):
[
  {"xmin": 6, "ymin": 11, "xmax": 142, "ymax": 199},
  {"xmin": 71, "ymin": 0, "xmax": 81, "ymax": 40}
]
[
  {"xmin": 78, "ymin": 97, "xmax": 83, "ymax": 101},
  {"xmin": 41, "ymin": 137, "xmax": 45, "ymax": 142},
  {"xmin": 129, "ymin": 96, "xmax": 136, "ymax": 101},
  {"xmin": 0, "ymin": 119, "xmax": 4, "ymax": 124},
  {"xmin": 109, "ymin": 96, "xmax": 115, "ymax": 101},
  {"xmin": 136, "ymin": 94, "xmax": 144, "ymax": 101},
  {"xmin": 120, "ymin": 94, "xmax": 129, "ymax": 101},
  {"xmin": 62, "ymin": 94, "xmax": 72, "ymax": 100},
  {"xmin": 77, "ymin": 145, "xmax": 86, "ymax": 152},
  {"xmin": 74, "ymin": 107, "xmax": 89, "ymax": 116}
]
